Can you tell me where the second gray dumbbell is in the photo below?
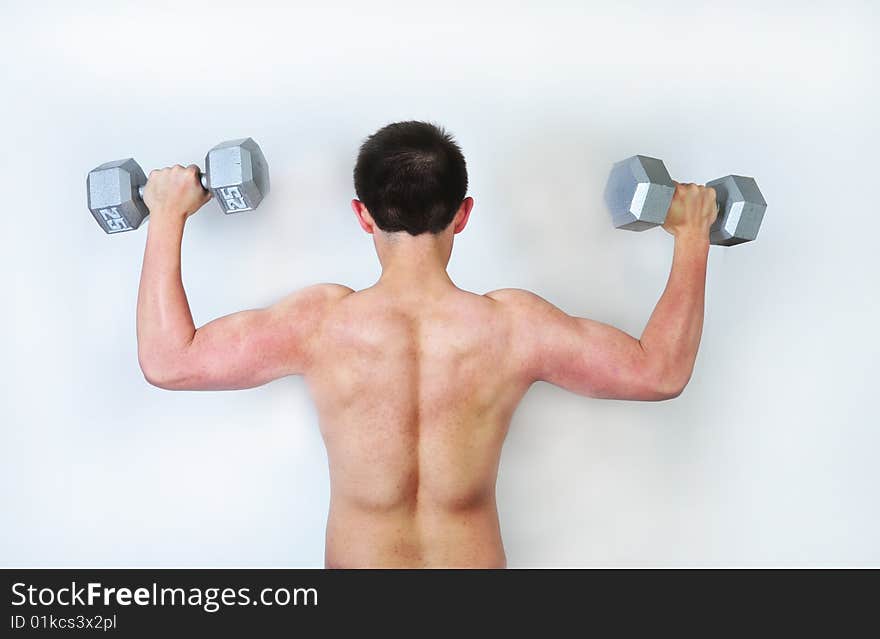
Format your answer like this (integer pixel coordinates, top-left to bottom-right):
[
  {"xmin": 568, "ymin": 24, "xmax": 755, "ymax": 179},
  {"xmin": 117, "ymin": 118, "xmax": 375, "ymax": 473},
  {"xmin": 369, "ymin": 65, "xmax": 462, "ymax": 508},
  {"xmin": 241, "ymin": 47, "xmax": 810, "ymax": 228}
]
[
  {"xmin": 87, "ymin": 138, "xmax": 270, "ymax": 234},
  {"xmin": 604, "ymin": 155, "xmax": 767, "ymax": 246}
]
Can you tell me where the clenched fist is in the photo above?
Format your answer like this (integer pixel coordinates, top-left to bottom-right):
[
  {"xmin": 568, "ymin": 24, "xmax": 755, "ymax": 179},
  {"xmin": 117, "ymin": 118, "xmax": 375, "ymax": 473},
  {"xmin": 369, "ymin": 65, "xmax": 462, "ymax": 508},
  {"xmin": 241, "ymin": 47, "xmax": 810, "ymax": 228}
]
[
  {"xmin": 662, "ymin": 182, "xmax": 718, "ymax": 239},
  {"xmin": 143, "ymin": 164, "xmax": 212, "ymax": 221}
]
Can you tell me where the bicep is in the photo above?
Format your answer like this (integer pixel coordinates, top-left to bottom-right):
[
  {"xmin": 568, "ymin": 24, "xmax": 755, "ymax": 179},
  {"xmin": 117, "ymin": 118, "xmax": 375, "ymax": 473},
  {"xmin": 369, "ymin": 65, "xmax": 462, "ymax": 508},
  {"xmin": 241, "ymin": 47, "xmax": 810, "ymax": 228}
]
[
  {"xmin": 161, "ymin": 283, "xmax": 351, "ymax": 391},
  {"xmin": 489, "ymin": 288, "xmax": 666, "ymax": 401},
  {"xmin": 182, "ymin": 308, "xmax": 299, "ymax": 390},
  {"xmin": 536, "ymin": 314, "xmax": 663, "ymax": 400}
]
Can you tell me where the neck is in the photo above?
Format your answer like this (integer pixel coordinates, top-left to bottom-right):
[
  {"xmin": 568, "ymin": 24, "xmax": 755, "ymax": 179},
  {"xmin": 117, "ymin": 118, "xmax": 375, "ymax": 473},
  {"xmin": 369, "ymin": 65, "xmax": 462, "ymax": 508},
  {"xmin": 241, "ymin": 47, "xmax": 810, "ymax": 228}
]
[{"xmin": 374, "ymin": 230, "xmax": 456, "ymax": 291}]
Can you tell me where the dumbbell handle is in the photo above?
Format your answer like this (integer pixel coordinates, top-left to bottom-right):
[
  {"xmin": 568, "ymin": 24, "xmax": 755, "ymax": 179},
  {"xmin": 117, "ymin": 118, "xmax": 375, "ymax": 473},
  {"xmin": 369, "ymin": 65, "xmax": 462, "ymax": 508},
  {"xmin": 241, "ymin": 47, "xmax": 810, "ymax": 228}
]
[{"xmin": 136, "ymin": 171, "xmax": 209, "ymax": 199}]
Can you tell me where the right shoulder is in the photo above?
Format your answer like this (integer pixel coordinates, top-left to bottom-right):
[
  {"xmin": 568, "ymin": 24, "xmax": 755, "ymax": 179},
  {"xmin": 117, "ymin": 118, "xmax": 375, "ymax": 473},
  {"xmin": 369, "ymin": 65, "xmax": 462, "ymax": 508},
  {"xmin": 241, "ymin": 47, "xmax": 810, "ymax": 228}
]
[
  {"xmin": 485, "ymin": 287, "xmax": 540, "ymax": 304},
  {"xmin": 485, "ymin": 287, "xmax": 557, "ymax": 318},
  {"xmin": 484, "ymin": 288, "xmax": 569, "ymax": 384}
]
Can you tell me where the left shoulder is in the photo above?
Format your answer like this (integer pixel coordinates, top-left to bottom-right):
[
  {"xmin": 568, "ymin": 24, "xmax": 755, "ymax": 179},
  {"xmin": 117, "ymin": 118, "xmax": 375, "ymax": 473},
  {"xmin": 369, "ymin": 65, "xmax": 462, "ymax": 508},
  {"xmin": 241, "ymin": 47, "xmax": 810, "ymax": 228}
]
[{"xmin": 276, "ymin": 282, "xmax": 355, "ymax": 312}]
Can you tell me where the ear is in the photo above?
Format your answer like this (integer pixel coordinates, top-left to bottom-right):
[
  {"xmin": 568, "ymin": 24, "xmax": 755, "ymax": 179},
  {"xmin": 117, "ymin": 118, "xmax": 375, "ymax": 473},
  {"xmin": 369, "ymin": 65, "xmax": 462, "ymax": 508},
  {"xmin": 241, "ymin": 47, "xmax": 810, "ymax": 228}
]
[
  {"xmin": 452, "ymin": 197, "xmax": 474, "ymax": 234},
  {"xmin": 351, "ymin": 199, "xmax": 375, "ymax": 234}
]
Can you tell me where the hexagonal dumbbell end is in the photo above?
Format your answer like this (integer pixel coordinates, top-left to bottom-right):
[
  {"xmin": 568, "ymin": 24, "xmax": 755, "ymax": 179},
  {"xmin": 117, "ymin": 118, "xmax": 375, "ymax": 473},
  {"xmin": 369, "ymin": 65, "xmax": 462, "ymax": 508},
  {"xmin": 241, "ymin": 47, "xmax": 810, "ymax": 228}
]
[
  {"xmin": 204, "ymin": 138, "xmax": 270, "ymax": 214},
  {"xmin": 604, "ymin": 155, "xmax": 675, "ymax": 231},
  {"xmin": 706, "ymin": 175, "xmax": 767, "ymax": 246},
  {"xmin": 86, "ymin": 158, "xmax": 149, "ymax": 233}
]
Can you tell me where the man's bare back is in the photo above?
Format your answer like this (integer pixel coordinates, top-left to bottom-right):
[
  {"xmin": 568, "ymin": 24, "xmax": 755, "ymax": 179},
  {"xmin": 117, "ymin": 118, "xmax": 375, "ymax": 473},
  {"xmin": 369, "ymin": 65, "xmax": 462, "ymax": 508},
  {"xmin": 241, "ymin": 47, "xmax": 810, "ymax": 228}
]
[
  {"xmin": 134, "ymin": 122, "xmax": 715, "ymax": 567},
  {"xmin": 306, "ymin": 283, "xmax": 530, "ymax": 567}
]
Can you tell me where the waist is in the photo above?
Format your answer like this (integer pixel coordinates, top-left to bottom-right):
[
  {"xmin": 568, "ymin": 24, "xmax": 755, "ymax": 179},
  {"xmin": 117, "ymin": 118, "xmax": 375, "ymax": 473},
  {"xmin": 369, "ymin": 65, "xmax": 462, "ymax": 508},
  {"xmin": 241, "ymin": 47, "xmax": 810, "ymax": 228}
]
[{"xmin": 324, "ymin": 498, "xmax": 506, "ymax": 568}]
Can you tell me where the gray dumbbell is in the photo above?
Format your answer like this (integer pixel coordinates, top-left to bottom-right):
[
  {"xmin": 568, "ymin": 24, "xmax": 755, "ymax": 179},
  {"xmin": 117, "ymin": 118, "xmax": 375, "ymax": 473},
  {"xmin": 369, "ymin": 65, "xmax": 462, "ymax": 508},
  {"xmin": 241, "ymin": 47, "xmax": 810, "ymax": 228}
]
[
  {"xmin": 87, "ymin": 138, "xmax": 270, "ymax": 234},
  {"xmin": 604, "ymin": 155, "xmax": 767, "ymax": 246}
]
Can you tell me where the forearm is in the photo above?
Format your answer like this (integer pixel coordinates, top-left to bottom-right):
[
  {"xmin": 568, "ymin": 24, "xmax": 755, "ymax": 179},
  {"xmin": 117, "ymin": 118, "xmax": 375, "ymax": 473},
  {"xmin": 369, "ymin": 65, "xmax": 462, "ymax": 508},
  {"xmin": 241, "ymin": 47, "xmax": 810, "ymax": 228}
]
[
  {"xmin": 638, "ymin": 233, "xmax": 710, "ymax": 392},
  {"xmin": 136, "ymin": 213, "xmax": 195, "ymax": 368}
]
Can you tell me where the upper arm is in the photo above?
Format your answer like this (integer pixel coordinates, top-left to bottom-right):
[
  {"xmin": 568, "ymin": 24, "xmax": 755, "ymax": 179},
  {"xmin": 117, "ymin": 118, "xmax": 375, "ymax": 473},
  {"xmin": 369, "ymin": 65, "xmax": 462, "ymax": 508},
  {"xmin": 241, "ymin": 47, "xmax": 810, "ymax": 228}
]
[
  {"xmin": 486, "ymin": 288, "xmax": 673, "ymax": 401},
  {"xmin": 147, "ymin": 283, "xmax": 353, "ymax": 391}
]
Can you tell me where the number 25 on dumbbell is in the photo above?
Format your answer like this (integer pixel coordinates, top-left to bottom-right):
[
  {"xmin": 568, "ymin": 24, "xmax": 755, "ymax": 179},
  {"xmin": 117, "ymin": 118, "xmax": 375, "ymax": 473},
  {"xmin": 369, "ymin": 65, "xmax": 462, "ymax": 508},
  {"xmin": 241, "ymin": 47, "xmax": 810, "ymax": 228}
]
[{"xmin": 86, "ymin": 138, "xmax": 270, "ymax": 234}]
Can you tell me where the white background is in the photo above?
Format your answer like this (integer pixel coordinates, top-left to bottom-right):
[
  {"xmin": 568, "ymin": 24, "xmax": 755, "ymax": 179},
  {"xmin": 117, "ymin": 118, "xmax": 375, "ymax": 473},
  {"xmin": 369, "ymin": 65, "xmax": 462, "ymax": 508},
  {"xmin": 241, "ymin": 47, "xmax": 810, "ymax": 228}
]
[{"xmin": 1, "ymin": 0, "xmax": 877, "ymax": 566}]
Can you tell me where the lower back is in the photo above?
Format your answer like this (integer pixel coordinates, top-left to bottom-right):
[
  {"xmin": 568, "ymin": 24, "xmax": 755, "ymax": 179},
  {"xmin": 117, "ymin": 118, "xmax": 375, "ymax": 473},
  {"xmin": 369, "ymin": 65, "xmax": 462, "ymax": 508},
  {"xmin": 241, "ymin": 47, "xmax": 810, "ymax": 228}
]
[{"xmin": 325, "ymin": 499, "xmax": 507, "ymax": 568}]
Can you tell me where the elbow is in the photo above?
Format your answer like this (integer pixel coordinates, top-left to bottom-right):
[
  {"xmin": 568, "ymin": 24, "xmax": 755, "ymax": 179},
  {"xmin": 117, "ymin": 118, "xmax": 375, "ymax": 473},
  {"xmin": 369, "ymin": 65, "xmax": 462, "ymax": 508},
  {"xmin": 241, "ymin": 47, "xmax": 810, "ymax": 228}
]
[
  {"xmin": 655, "ymin": 383, "xmax": 686, "ymax": 401},
  {"xmin": 138, "ymin": 352, "xmax": 189, "ymax": 390},
  {"xmin": 646, "ymin": 363, "xmax": 692, "ymax": 401},
  {"xmin": 654, "ymin": 372, "xmax": 691, "ymax": 401},
  {"xmin": 140, "ymin": 363, "xmax": 180, "ymax": 390}
]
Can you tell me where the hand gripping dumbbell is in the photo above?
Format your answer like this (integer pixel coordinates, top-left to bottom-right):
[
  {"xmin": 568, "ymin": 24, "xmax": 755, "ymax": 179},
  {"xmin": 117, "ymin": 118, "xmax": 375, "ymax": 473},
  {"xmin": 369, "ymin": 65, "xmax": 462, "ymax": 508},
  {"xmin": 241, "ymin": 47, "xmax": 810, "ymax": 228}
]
[
  {"xmin": 86, "ymin": 138, "xmax": 270, "ymax": 234},
  {"xmin": 604, "ymin": 155, "xmax": 767, "ymax": 246}
]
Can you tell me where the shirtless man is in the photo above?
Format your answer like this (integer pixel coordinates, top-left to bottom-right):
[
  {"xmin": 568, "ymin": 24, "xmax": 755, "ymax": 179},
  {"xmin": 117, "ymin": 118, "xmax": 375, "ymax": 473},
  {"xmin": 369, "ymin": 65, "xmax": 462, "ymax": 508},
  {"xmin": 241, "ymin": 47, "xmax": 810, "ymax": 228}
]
[{"xmin": 136, "ymin": 121, "xmax": 717, "ymax": 568}]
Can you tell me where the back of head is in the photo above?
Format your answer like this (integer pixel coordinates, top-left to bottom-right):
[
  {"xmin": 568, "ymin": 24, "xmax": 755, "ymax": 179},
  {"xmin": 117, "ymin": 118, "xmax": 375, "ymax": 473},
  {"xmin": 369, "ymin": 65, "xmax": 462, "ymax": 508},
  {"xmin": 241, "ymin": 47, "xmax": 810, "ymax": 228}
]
[{"xmin": 354, "ymin": 121, "xmax": 468, "ymax": 236}]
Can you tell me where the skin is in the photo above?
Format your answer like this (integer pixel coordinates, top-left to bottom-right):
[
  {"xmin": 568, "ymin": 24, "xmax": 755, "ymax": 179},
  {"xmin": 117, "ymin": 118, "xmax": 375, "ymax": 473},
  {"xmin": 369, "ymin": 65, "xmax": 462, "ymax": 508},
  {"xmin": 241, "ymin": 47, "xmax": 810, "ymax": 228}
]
[{"xmin": 137, "ymin": 164, "xmax": 717, "ymax": 568}]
